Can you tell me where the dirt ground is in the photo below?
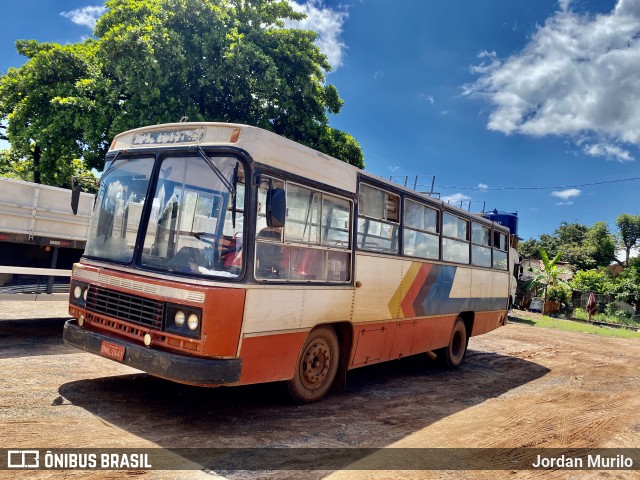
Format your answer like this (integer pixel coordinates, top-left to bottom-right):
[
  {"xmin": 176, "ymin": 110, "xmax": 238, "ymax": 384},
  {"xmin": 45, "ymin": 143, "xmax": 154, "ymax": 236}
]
[{"xmin": 1, "ymin": 300, "xmax": 639, "ymax": 480}]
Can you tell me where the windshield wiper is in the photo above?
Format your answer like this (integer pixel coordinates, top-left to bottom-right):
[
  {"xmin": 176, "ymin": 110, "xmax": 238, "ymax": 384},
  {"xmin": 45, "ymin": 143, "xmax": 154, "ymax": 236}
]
[
  {"xmin": 194, "ymin": 146, "xmax": 235, "ymax": 195},
  {"xmin": 99, "ymin": 150, "xmax": 126, "ymax": 186},
  {"xmin": 194, "ymin": 146, "xmax": 238, "ymax": 229}
]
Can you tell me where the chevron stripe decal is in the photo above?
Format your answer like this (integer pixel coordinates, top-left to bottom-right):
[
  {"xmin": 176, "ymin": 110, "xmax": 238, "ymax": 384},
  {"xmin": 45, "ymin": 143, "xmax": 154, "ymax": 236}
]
[{"xmin": 389, "ymin": 262, "xmax": 507, "ymax": 318}]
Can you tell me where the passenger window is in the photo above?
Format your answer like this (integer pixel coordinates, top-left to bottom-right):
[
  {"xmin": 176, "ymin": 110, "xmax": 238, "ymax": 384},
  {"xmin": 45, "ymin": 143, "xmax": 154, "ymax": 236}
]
[
  {"xmin": 357, "ymin": 184, "xmax": 399, "ymax": 254},
  {"xmin": 442, "ymin": 213, "xmax": 469, "ymax": 264},
  {"xmin": 493, "ymin": 231, "xmax": 508, "ymax": 270},
  {"xmin": 403, "ymin": 199, "xmax": 440, "ymax": 260},
  {"xmin": 471, "ymin": 222, "xmax": 492, "ymax": 268},
  {"xmin": 255, "ymin": 180, "xmax": 352, "ymax": 282}
]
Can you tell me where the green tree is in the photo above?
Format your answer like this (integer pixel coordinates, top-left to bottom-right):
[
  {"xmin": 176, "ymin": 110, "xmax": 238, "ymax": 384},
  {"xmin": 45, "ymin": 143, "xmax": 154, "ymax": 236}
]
[
  {"xmin": 0, "ymin": 40, "xmax": 100, "ymax": 187},
  {"xmin": 518, "ymin": 238, "xmax": 540, "ymax": 259},
  {"xmin": 570, "ymin": 269, "xmax": 613, "ymax": 294},
  {"xmin": 0, "ymin": 149, "xmax": 33, "ymax": 181},
  {"xmin": 615, "ymin": 214, "xmax": 640, "ymax": 267},
  {"xmin": 524, "ymin": 248, "xmax": 570, "ymax": 301},
  {"xmin": 585, "ymin": 221, "xmax": 616, "ymax": 267},
  {"xmin": 92, "ymin": 0, "xmax": 363, "ymax": 168},
  {"xmin": 608, "ymin": 267, "xmax": 640, "ymax": 314},
  {"xmin": 0, "ymin": 0, "xmax": 364, "ymax": 188},
  {"xmin": 520, "ymin": 221, "xmax": 615, "ymax": 270}
]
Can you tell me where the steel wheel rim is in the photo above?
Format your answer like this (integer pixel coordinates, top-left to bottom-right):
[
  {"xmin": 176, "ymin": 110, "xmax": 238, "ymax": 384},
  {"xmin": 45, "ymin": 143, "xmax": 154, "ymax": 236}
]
[
  {"xmin": 300, "ymin": 338, "xmax": 332, "ymax": 390},
  {"xmin": 451, "ymin": 328, "xmax": 464, "ymax": 362}
]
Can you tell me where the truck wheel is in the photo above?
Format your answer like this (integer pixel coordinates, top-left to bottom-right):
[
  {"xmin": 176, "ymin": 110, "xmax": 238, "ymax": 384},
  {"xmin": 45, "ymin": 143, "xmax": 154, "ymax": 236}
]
[
  {"xmin": 287, "ymin": 326, "xmax": 339, "ymax": 404},
  {"xmin": 442, "ymin": 318, "xmax": 468, "ymax": 369}
]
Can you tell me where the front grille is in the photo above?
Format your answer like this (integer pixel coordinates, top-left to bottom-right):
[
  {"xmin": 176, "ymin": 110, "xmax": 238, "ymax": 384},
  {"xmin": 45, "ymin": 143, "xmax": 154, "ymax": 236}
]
[{"xmin": 86, "ymin": 285, "xmax": 164, "ymax": 330}]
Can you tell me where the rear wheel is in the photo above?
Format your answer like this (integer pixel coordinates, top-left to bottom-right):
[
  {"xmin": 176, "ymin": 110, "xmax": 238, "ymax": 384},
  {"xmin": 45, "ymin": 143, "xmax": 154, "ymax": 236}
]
[
  {"xmin": 441, "ymin": 317, "xmax": 468, "ymax": 369},
  {"xmin": 287, "ymin": 326, "xmax": 339, "ymax": 404}
]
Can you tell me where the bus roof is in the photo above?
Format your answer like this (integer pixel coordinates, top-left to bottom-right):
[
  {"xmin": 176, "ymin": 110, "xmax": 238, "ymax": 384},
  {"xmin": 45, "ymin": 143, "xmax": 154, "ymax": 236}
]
[
  {"xmin": 110, "ymin": 122, "xmax": 359, "ymax": 194},
  {"xmin": 110, "ymin": 122, "xmax": 509, "ymax": 233}
]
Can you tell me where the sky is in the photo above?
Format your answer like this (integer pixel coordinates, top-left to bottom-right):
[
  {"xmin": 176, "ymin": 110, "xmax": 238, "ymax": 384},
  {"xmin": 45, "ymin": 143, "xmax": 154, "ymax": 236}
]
[{"xmin": 1, "ymin": 0, "xmax": 640, "ymax": 240}]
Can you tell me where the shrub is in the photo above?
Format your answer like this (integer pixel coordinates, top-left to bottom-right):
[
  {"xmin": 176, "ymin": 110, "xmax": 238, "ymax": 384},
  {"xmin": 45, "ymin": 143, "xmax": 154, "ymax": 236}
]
[{"xmin": 547, "ymin": 285, "xmax": 571, "ymax": 303}]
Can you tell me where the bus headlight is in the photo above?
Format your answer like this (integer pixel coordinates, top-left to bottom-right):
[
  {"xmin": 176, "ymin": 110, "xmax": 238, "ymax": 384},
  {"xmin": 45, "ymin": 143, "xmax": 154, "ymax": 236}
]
[
  {"xmin": 175, "ymin": 310, "xmax": 185, "ymax": 327},
  {"xmin": 164, "ymin": 304, "xmax": 202, "ymax": 339},
  {"xmin": 70, "ymin": 281, "xmax": 88, "ymax": 307},
  {"xmin": 187, "ymin": 313, "xmax": 199, "ymax": 331}
]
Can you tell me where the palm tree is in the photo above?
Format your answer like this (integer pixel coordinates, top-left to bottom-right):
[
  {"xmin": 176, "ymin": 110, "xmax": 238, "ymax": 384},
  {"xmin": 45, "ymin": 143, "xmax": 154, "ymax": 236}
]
[{"xmin": 524, "ymin": 248, "xmax": 569, "ymax": 302}]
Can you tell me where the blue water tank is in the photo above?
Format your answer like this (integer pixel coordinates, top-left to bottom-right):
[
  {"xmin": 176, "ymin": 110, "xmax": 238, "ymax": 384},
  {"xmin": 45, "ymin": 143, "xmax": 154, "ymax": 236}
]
[{"xmin": 482, "ymin": 210, "xmax": 519, "ymax": 237}]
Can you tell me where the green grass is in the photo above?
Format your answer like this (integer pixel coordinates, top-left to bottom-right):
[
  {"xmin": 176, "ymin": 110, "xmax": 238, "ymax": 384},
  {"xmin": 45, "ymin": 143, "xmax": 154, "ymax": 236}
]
[
  {"xmin": 509, "ymin": 312, "xmax": 640, "ymax": 339},
  {"xmin": 572, "ymin": 307, "xmax": 640, "ymax": 327}
]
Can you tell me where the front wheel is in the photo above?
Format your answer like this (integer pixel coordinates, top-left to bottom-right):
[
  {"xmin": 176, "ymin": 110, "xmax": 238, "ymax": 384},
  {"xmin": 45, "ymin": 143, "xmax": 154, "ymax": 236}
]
[
  {"xmin": 441, "ymin": 317, "xmax": 468, "ymax": 369},
  {"xmin": 287, "ymin": 326, "xmax": 339, "ymax": 404}
]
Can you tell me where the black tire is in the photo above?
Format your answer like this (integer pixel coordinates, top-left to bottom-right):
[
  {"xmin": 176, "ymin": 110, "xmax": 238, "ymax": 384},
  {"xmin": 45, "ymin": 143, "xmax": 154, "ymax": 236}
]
[
  {"xmin": 441, "ymin": 317, "xmax": 468, "ymax": 369},
  {"xmin": 287, "ymin": 326, "xmax": 339, "ymax": 404}
]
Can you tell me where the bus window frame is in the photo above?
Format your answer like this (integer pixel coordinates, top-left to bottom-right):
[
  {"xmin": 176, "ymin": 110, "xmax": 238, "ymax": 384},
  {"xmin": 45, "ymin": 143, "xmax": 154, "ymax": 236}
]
[
  {"xmin": 441, "ymin": 211, "xmax": 471, "ymax": 265},
  {"xmin": 356, "ymin": 182, "xmax": 401, "ymax": 255},
  {"xmin": 402, "ymin": 197, "xmax": 441, "ymax": 261},
  {"xmin": 492, "ymin": 230, "xmax": 509, "ymax": 270},
  {"xmin": 254, "ymin": 176, "xmax": 354, "ymax": 284},
  {"xmin": 83, "ymin": 147, "xmax": 252, "ymax": 283},
  {"xmin": 471, "ymin": 221, "xmax": 493, "ymax": 268}
]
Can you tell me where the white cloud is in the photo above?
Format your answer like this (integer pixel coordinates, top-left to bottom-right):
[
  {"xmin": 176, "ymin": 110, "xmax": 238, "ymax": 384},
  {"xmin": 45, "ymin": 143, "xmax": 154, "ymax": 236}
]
[
  {"xmin": 373, "ymin": 70, "xmax": 384, "ymax": 80},
  {"xmin": 583, "ymin": 143, "xmax": 634, "ymax": 162},
  {"xmin": 555, "ymin": 201, "xmax": 574, "ymax": 206},
  {"xmin": 478, "ymin": 183, "xmax": 489, "ymax": 191},
  {"xmin": 551, "ymin": 188, "xmax": 581, "ymax": 200},
  {"xmin": 286, "ymin": 0, "xmax": 348, "ymax": 70},
  {"xmin": 419, "ymin": 93, "xmax": 435, "ymax": 104},
  {"xmin": 442, "ymin": 192, "xmax": 472, "ymax": 205},
  {"xmin": 60, "ymin": 6, "xmax": 105, "ymax": 29},
  {"xmin": 464, "ymin": 0, "xmax": 640, "ymax": 158}
]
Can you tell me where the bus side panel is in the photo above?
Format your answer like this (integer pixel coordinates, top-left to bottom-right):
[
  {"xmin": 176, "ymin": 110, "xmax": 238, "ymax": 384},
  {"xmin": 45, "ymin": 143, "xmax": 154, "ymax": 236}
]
[
  {"xmin": 202, "ymin": 287, "xmax": 246, "ymax": 357},
  {"xmin": 350, "ymin": 321, "xmax": 397, "ymax": 366},
  {"xmin": 237, "ymin": 288, "xmax": 353, "ymax": 385},
  {"xmin": 470, "ymin": 311, "xmax": 506, "ymax": 336},
  {"xmin": 236, "ymin": 332, "xmax": 308, "ymax": 385},
  {"xmin": 241, "ymin": 288, "xmax": 353, "ymax": 334},
  {"xmin": 411, "ymin": 315, "xmax": 457, "ymax": 354},
  {"xmin": 353, "ymin": 254, "xmax": 405, "ymax": 321}
]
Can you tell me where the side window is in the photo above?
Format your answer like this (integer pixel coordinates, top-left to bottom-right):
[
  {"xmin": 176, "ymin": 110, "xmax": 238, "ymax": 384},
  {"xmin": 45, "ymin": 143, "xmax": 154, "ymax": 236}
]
[
  {"xmin": 255, "ymin": 179, "xmax": 352, "ymax": 282},
  {"xmin": 442, "ymin": 213, "xmax": 469, "ymax": 264},
  {"xmin": 285, "ymin": 184, "xmax": 321, "ymax": 244},
  {"xmin": 403, "ymin": 199, "xmax": 440, "ymax": 260},
  {"xmin": 357, "ymin": 183, "xmax": 400, "ymax": 254},
  {"xmin": 493, "ymin": 231, "xmax": 508, "ymax": 270},
  {"xmin": 471, "ymin": 222, "xmax": 492, "ymax": 268}
]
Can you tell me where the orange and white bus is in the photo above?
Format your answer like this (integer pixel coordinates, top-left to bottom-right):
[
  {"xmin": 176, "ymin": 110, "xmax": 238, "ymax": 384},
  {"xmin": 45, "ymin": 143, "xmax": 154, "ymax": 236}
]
[{"xmin": 64, "ymin": 122, "xmax": 517, "ymax": 403}]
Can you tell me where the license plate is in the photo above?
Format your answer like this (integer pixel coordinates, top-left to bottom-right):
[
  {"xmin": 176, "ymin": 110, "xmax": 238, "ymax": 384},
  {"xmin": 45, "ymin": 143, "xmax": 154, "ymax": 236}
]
[{"xmin": 99, "ymin": 341, "xmax": 125, "ymax": 362}]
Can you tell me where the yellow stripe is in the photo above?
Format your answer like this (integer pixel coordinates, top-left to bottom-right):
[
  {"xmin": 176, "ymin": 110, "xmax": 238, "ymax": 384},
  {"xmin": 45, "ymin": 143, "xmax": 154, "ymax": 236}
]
[{"xmin": 387, "ymin": 262, "xmax": 422, "ymax": 319}]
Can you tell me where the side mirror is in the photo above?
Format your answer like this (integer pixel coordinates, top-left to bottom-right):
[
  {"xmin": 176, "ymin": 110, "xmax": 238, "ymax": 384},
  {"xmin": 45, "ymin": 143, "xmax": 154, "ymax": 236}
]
[
  {"xmin": 71, "ymin": 178, "xmax": 81, "ymax": 215},
  {"xmin": 266, "ymin": 187, "xmax": 286, "ymax": 228}
]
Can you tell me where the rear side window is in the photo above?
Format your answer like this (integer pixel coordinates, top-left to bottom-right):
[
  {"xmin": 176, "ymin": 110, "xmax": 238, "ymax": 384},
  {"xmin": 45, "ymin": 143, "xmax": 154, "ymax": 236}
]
[
  {"xmin": 357, "ymin": 184, "xmax": 400, "ymax": 254},
  {"xmin": 403, "ymin": 199, "xmax": 440, "ymax": 260}
]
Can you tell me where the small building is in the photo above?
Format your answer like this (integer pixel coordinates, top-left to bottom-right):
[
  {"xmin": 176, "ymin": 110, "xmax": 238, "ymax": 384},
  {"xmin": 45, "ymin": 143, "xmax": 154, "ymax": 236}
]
[{"xmin": 520, "ymin": 259, "xmax": 575, "ymax": 283}]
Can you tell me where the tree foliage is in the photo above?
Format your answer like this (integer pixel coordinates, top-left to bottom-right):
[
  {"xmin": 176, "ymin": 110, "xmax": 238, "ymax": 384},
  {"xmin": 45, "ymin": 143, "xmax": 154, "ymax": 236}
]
[
  {"xmin": 0, "ymin": 40, "xmax": 100, "ymax": 187},
  {"xmin": 0, "ymin": 0, "xmax": 364, "ymax": 189},
  {"xmin": 570, "ymin": 269, "xmax": 613, "ymax": 294},
  {"xmin": 518, "ymin": 221, "xmax": 615, "ymax": 270},
  {"xmin": 615, "ymin": 213, "xmax": 640, "ymax": 266}
]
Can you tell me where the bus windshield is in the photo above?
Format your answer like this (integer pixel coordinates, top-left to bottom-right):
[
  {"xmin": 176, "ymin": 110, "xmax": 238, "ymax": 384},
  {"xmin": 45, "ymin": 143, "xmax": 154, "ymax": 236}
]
[
  {"xmin": 85, "ymin": 154, "xmax": 245, "ymax": 279},
  {"xmin": 85, "ymin": 156, "xmax": 154, "ymax": 264}
]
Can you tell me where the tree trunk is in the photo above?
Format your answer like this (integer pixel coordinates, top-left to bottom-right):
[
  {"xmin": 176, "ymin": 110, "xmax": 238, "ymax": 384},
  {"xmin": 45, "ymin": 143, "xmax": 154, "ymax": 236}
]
[{"xmin": 33, "ymin": 144, "xmax": 41, "ymax": 184}]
